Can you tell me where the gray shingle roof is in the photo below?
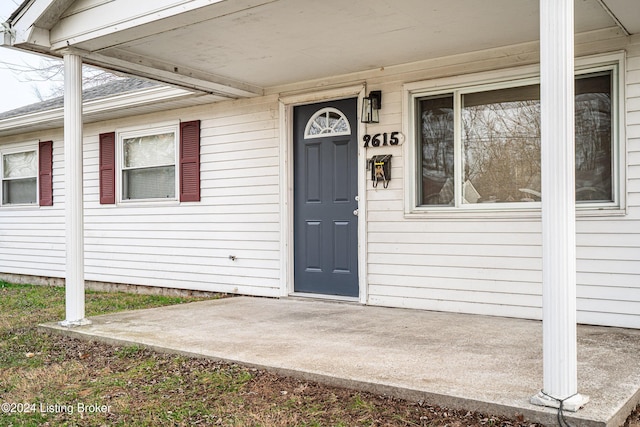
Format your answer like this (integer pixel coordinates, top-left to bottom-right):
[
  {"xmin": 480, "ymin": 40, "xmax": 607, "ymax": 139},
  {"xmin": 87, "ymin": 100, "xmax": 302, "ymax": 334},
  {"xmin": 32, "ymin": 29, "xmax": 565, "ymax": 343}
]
[{"xmin": 0, "ymin": 78, "xmax": 161, "ymax": 120}]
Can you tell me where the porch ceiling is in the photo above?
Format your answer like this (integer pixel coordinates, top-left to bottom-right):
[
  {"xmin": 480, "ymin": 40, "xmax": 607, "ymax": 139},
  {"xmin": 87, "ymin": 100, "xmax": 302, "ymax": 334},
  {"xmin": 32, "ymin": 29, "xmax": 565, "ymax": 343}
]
[
  {"xmin": 6, "ymin": 0, "xmax": 635, "ymax": 98},
  {"xmin": 93, "ymin": 0, "xmax": 607, "ymax": 89}
]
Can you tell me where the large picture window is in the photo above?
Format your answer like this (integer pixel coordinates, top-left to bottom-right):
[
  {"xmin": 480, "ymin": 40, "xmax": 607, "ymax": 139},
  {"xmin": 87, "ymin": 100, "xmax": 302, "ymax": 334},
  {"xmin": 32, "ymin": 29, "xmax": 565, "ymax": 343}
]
[
  {"xmin": 119, "ymin": 127, "xmax": 178, "ymax": 201},
  {"xmin": 412, "ymin": 64, "xmax": 618, "ymax": 211},
  {"xmin": 2, "ymin": 150, "xmax": 37, "ymax": 206}
]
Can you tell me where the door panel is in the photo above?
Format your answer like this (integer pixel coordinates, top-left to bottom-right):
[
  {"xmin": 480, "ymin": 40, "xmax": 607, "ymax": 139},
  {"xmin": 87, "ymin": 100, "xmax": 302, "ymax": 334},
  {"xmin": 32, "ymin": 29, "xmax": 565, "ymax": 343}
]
[
  {"xmin": 293, "ymin": 98, "xmax": 359, "ymax": 297},
  {"xmin": 304, "ymin": 221, "xmax": 322, "ymax": 271},
  {"xmin": 333, "ymin": 221, "xmax": 351, "ymax": 273},
  {"xmin": 304, "ymin": 142, "xmax": 322, "ymax": 203},
  {"xmin": 333, "ymin": 140, "xmax": 350, "ymax": 202}
]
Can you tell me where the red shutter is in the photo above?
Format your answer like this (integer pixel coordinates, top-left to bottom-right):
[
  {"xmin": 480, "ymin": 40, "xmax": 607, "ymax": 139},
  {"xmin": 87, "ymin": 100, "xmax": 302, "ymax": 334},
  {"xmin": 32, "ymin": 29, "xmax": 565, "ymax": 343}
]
[
  {"xmin": 38, "ymin": 140, "xmax": 54, "ymax": 206},
  {"xmin": 99, "ymin": 132, "xmax": 116, "ymax": 204},
  {"xmin": 180, "ymin": 120, "xmax": 201, "ymax": 202}
]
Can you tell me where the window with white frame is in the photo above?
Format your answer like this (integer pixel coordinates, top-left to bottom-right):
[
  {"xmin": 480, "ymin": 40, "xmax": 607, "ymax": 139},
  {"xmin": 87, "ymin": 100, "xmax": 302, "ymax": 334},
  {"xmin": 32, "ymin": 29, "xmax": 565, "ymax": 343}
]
[
  {"xmin": 304, "ymin": 107, "xmax": 351, "ymax": 139},
  {"xmin": 2, "ymin": 150, "xmax": 38, "ymax": 206},
  {"xmin": 119, "ymin": 126, "xmax": 178, "ymax": 201},
  {"xmin": 410, "ymin": 62, "xmax": 619, "ymax": 211}
]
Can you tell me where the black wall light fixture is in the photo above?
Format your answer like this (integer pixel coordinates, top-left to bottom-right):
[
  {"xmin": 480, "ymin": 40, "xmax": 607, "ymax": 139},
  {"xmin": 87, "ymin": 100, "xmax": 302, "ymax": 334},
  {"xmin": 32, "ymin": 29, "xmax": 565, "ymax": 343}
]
[{"xmin": 361, "ymin": 90, "xmax": 381, "ymax": 124}]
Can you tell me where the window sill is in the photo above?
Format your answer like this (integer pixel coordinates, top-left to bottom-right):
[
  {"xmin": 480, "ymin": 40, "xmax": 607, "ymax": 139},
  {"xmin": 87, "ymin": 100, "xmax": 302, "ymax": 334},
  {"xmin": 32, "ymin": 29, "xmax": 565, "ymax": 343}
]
[
  {"xmin": 116, "ymin": 199, "xmax": 180, "ymax": 208},
  {"xmin": 0, "ymin": 204, "xmax": 42, "ymax": 210},
  {"xmin": 404, "ymin": 206, "xmax": 627, "ymax": 221}
]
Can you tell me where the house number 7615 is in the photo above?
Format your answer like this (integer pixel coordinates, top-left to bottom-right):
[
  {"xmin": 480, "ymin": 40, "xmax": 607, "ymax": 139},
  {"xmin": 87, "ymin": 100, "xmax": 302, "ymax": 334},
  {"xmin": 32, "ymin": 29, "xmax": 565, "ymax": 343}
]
[{"xmin": 363, "ymin": 132, "xmax": 400, "ymax": 147}]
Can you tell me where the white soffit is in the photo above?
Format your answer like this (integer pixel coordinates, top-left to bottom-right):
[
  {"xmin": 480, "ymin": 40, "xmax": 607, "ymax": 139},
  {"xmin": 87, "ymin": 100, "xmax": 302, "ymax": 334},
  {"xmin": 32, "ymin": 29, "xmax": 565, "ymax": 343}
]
[
  {"xmin": 599, "ymin": 0, "xmax": 640, "ymax": 34},
  {"xmin": 84, "ymin": 0, "xmax": 616, "ymax": 89}
]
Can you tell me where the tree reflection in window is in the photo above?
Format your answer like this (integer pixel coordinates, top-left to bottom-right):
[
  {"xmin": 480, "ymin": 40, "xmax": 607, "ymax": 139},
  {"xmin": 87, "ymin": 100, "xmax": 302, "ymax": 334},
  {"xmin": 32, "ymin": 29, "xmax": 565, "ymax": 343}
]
[
  {"xmin": 574, "ymin": 73, "xmax": 612, "ymax": 202},
  {"xmin": 417, "ymin": 70, "xmax": 613, "ymax": 206},
  {"xmin": 462, "ymin": 84, "xmax": 541, "ymax": 204},
  {"xmin": 418, "ymin": 95, "xmax": 454, "ymax": 205}
]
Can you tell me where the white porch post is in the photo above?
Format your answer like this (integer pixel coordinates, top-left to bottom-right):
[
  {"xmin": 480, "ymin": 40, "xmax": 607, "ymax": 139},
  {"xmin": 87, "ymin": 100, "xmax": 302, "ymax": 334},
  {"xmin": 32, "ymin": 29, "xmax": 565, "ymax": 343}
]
[
  {"xmin": 531, "ymin": 0, "xmax": 587, "ymax": 411},
  {"xmin": 60, "ymin": 52, "xmax": 90, "ymax": 327}
]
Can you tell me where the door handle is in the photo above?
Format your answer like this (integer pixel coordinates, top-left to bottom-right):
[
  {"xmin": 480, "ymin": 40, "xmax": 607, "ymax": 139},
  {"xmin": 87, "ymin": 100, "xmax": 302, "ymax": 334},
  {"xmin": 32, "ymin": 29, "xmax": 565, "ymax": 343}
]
[{"xmin": 353, "ymin": 209, "xmax": 359, "ymax": 216}]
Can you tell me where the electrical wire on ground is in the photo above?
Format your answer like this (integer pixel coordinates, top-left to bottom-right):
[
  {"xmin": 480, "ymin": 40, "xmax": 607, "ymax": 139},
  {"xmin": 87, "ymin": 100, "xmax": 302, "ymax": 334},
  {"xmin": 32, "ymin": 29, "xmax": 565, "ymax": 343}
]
[{"xmin": 539, "ymin": 390, "xmax": 577, "ymax": 427}]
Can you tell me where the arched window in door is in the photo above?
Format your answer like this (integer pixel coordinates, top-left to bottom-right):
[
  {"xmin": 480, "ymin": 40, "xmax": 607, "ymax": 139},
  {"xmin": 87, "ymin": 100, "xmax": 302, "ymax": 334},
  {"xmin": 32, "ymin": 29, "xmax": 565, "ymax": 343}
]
[{"xmin": 304, "ymin": 107, "xmax": 351, "ymax": 139}]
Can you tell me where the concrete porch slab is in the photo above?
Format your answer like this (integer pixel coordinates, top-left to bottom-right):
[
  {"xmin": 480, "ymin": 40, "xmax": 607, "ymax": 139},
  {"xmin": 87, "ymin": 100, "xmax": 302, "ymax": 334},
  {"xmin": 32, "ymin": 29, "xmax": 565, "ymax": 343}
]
[{"xmin": 40, "ymin": 297, "xmax": 640, "ymax": 427}]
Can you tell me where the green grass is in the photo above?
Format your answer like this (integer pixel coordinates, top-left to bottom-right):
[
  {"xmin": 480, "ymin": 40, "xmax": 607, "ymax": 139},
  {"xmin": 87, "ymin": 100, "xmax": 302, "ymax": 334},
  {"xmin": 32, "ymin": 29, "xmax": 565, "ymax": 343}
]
[
  {"xmin": 0, "ymin": 281, "xmax": 221, "ymax": 426},
  {"xmin": 0, "ymin": 281, "xmax": 205, "ymax": 369},
  {"xmin": 0, "ymin": 281, "xmax": 197, "ymax": 329},
  {"xmin": 114, "ymin": 345, "xmax": 144, "ymax": 359}
]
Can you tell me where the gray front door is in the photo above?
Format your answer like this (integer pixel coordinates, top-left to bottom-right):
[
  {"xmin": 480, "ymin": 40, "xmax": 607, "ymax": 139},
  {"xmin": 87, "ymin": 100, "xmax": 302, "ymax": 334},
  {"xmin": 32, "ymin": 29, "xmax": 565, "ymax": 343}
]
[{"xmin": 293, "ymin": 98, "xmax": 359, "ymax": 297}]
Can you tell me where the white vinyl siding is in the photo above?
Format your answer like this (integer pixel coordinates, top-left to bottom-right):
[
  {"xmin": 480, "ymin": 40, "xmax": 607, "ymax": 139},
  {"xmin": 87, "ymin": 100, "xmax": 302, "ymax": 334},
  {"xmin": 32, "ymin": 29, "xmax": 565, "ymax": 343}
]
[
  {"xmin": 0, "ymin": 97, "xmax": 281, "ymax": 296},
  {"xmin": 0, "ymin": 139, "xmax": 65, "ymax": 278},
  {"xmin": 82, "ymin": 96, "xmax": 281, "ymax": 296}
]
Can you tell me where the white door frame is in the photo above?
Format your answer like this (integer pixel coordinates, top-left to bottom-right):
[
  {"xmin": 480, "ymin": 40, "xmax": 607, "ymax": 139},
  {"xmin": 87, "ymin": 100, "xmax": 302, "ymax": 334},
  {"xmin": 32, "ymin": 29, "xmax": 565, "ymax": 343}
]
[{"xmin": 278, "ymin": 84, "xmax": 368, "ymax": 303}]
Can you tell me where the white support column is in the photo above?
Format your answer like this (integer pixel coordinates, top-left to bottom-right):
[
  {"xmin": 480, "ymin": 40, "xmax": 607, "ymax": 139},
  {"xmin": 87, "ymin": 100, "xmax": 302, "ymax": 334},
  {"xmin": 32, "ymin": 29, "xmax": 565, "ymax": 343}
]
[
  {"xmin": 60, "ymin": 52, "xmax": 90, "ymax": 327},
  {"xmin": 531, "ymin": 0, "xmax": 587, "ymax": 411}
]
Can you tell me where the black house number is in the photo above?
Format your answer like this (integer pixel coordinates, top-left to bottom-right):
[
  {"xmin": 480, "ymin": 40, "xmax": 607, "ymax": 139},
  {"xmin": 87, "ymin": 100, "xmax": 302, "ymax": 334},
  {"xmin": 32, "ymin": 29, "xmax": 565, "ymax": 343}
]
[{"xmin": 363, "ymin": 132, "xmax": 400, "ymax": 147}]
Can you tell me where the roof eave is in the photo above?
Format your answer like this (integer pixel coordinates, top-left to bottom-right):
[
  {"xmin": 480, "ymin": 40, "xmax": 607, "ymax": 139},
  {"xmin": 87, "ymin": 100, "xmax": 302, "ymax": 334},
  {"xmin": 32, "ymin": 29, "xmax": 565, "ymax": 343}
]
[{"xmin": 0, "ymin": 85, "xmax": 215, "ymax": 138}]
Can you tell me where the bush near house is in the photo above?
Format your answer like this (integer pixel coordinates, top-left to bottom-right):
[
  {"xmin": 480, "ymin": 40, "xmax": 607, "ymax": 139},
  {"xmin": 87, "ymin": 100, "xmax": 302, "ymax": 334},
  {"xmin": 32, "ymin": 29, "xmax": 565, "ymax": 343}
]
[{"xmin": 1, "ymin": 281, "xmax": 639, "ymax": 427}]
